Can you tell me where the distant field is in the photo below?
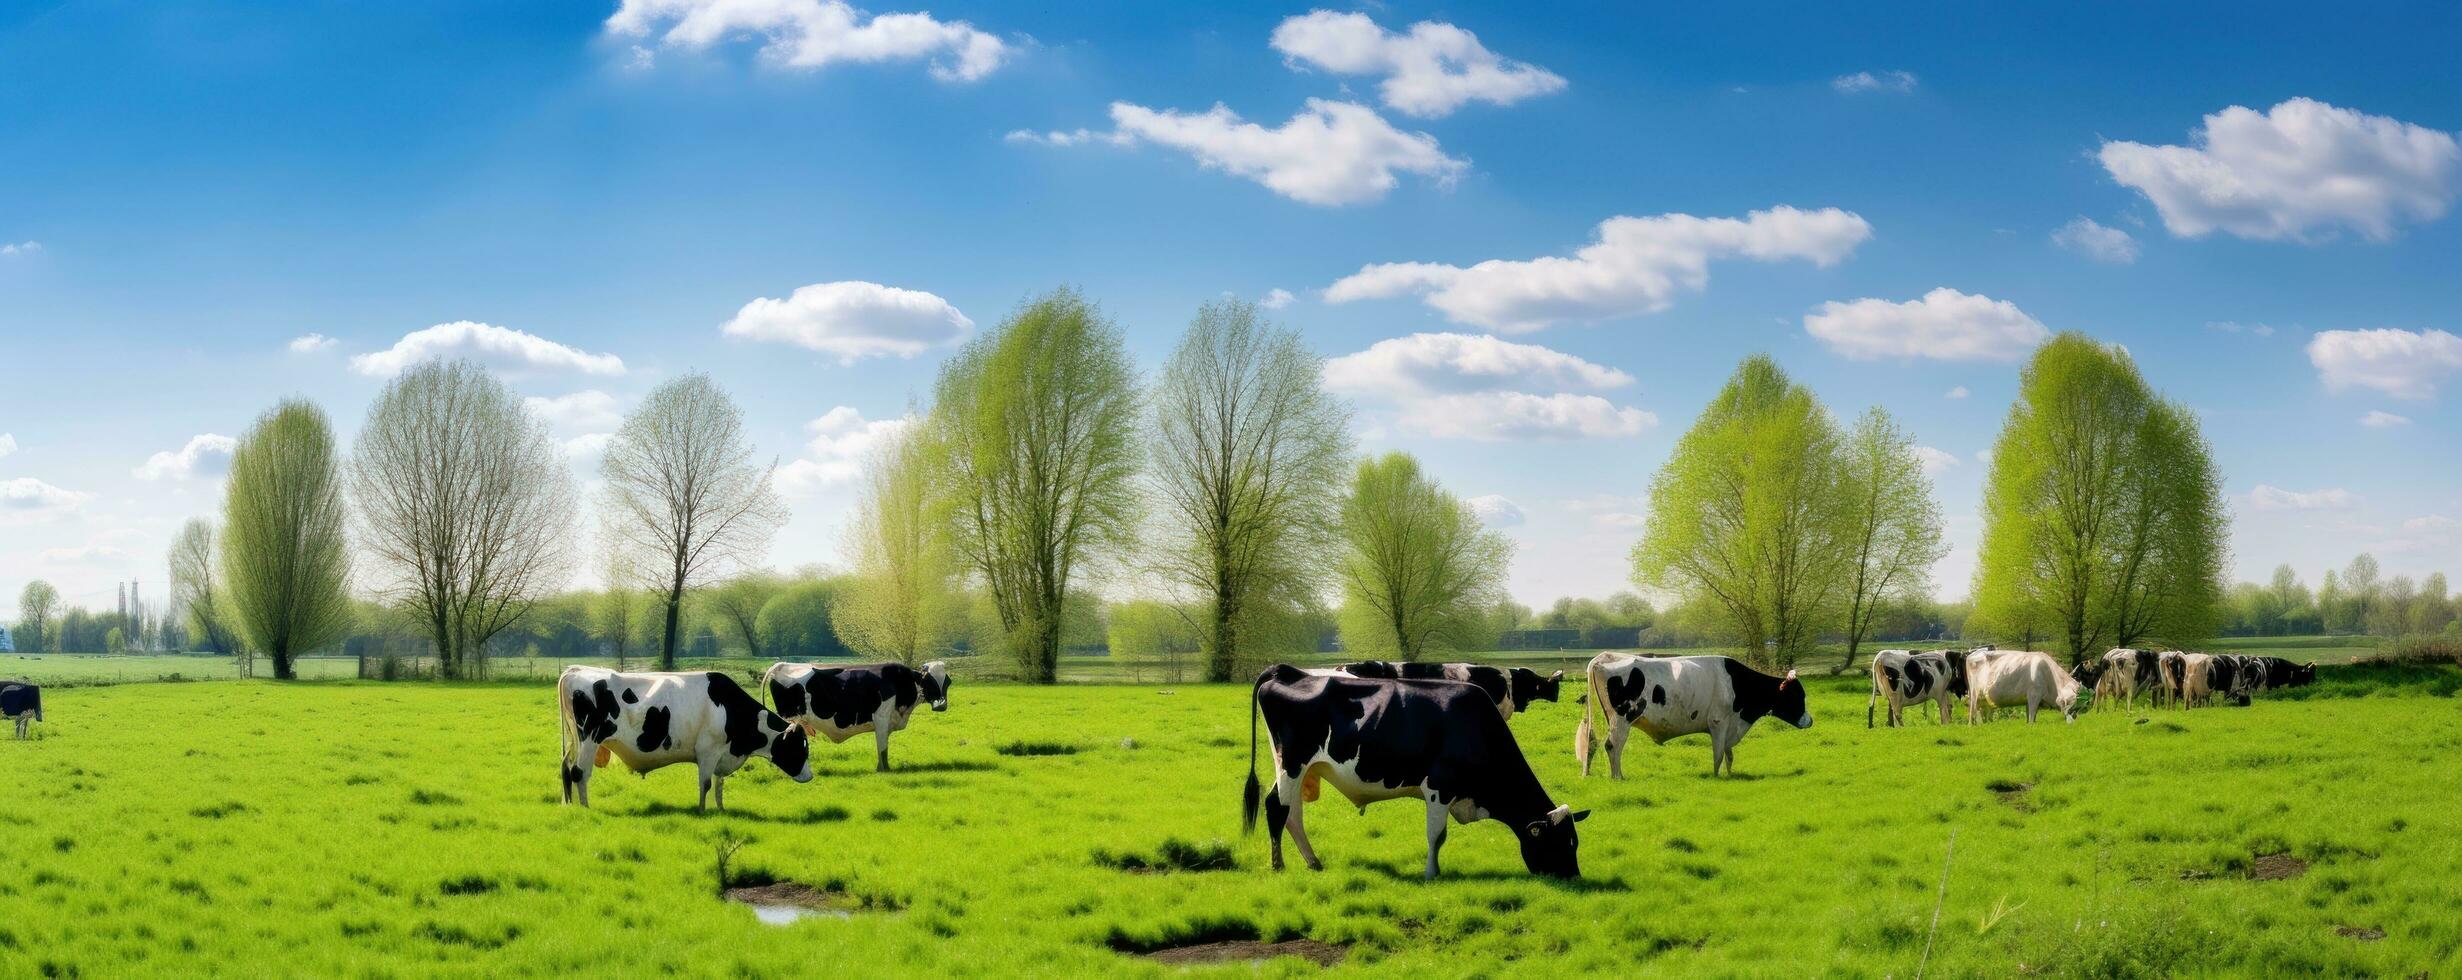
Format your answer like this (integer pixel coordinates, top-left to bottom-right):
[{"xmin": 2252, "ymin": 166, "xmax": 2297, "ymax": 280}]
[{"xmin": 3, "ymin": 667, "xmax": 2455, "ymax": 975}]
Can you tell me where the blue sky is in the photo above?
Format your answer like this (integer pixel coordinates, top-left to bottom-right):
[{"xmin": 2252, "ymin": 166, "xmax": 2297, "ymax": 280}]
[{"xmin": 5, "ymin": 0, "xmax": 2459, "ymax": 615}]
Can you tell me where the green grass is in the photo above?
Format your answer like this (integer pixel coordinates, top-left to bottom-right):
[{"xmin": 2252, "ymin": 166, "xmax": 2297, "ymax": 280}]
[
  {"xmin": 0, "ymin": 654, "xmax": 360, "ymax": 685},
  {"xmin": 4, "ymin": 666, "xmax": 2458, "ymax": 975}
]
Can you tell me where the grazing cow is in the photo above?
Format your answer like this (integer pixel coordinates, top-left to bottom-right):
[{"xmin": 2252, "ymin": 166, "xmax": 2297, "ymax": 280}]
[
  {"xmin": 1867, "ymin": 650, "xmax": 1968, "ymax": 727},
  {"xmin": 1336, "ymin": 661, "xmax": 1564, "ymax": 719},
  {"xmin": 1964, "ymin": 650, "xmax": 2082, "ymax": 723},
  {"xmin": 1243, "ymin": 665, "xmax": 1588, "ymax": 880},
  {"xmin": 557, "ymin": 667, "xmax": 813, "ymax": 809},
  {"xmin": 2252, "ymin": 656, "xmax": 2318, "ymax": 690},
  {"xmin": 2156, "ymin": 651, "xmax": 2190, "ymax": 705},
  {"xmin": 1577, "ymin": 653, "xmax": 1812, "ymax": 777},
  {"xmin": 762, "ymin": 661, "xmax": 950, "ymax": 772},
  {"xmin": 2, "ymin": 682, "xmax": 40, "ymax": 739},
  {"xmin": 2170, "ymin": 653, "xmax": 2217, "ymax": 708},
  {"xmin": 2203, "ymin": 654, "xmax": 2261, "ymax": 706},
  {"xmin": 2095, "ymin": 649, "xmax": 2165, "ymax": 712}
]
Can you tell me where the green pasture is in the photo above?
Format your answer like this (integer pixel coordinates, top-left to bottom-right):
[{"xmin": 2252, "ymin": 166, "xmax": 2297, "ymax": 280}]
[{"xmin": 4, "ymin": 665, "xmax": 2458, "ymax": 976}]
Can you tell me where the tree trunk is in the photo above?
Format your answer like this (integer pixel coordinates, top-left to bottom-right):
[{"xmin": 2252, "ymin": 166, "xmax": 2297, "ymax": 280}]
[
  {"xmin": 661, "ymin": 591, "xmax": 682, "ymax": 671},
  {"xmin": 272, "ymin": 640, "xmax": 296, "ymax": 680},
  {"xmin": 1031, "ymin": 612, "xmax": 1062, "ymax": 684}
]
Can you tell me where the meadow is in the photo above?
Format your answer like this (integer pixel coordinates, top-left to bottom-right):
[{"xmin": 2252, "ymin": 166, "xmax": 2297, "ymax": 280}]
[{"xmin": 3, "ymin": 660, "xmax": 2457, "ymax": 978}]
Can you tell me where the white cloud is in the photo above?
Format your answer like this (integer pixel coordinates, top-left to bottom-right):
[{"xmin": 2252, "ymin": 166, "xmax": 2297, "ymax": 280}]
[
  {"xmin": 1562, "ymin": 493, "xmax": 1648, "ymax": 530},
  {"xmin": 1945, "ymin": 386, "xmax": 1970, "ymax": 400},
  {"xmin": 1323, "ymin": 332, "xmax": 1632, "ymax": 398},
  {"xmin": 1974, "ymin": 448, "xmax": 1993, "ymax": 465},
  {"xmin": 525, "ymin": 390, "xmax": 626, "ymax": 433},
  {"xmin": 1328, "ymin": 206, "xmax": 1870, "ymax": 332},
  {"xmin": 561, "ymin": 432, "xmax": 615, "ymax": 462},
  {"xmin": 1913, "ymin": 446, "xmax": 1959, "ymax": 473},
  {"xmin": 1260, "ymin": 288, "xmax": 1295, "ymax": 310},
  {"xmin": 2098, "ymin": 98, "xmax": 2462, "ymax": 242},
  {"xmin": 351, "ymin": 322, "xmax": 625, "ymax": 379},
  {"xmin": 775, "ymin": 407, "xmax": 910, "ymax": 496},
  {"xmin": 1, "ymin": 477, "xmax": 91, "ymax": 524},
  {"xmin": 1804, "ymin": 288, "xmax": 2050, "ymax": 362},
  {"xmin": 40, "ymin": 529, "xmax": 142, "ymax": 567},
  {"xmin": 2360, "ymin": 409, "xmax": 2412, "ymax": 428},
  {"xmin": 1831, "ymin": 70, "xmax": 1917, "ymax": 95},
  {"xmin": 1004, "ymin": 127, "xmax": 1132, "ymax": 148},
  {"xmin": 2207, "ymin": 320, "xmax": 2276, "ymax": 337},
  {"xmin": 1412, "ymin": 392, "xmax": 1655, "ymax": 441},
  {"xmin": 2248, "ymin": 485, "xmax": 2357, "ymax": 511},
  {"xmin": 721, "ymin": 281, "xmax": 973, "ymax": 364},
  {"xmin": 604, "ymin": 0, "xmax": 1009, "ymax": 82},
  {"xmin": 133, "ymin": 434, "xmax": 237, "ymax": 482},
  {"xmin": 1097, "ymin": 99, "xmax": 1465, "ymax": 207},
  {"xmin": 0, "ymin": 241, "xmax": 41, "ymax": 257},
  {"xmin": 2051, "ymin": 217, "xmax": 2139, "ymax": 263},
  {"xmin": 1268, "ymin": 11, "xmax": 1565, "ymax": 118},
  {"xmin": 2306, "ymin": 328, "xmax": 2462, "ymax": 400},
  {"xmin": 0, "ymin": 432, "xmax": 14, "ymax": 457},
  {"xmin": 287, "ymin": 333, "xmax": 339, "ymax": 353},
  {"xmin": 2403, "ymin": 514, "xmax": 2460, "ymax": 533},
  {"xmin": 1466, "ymin": 494, "xmax": 1525, "ymax": 528}
]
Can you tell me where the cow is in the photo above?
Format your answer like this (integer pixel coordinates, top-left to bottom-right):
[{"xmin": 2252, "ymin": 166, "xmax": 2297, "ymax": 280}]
[
  {"xmin": 2170, "ymin": 652, "xmax": 2216, "ymax": 708},
  {"xmin": 761, "ymin": 661, "xmax": 950, "ymax": 773},
  {"xmin": 2095, "ymin": 649, "xmax": 2165, "ymax": 712},
  {"xmin": 1964, "ymin": 650, "xmax": 2082, "ymax": 723},
  {"xmin": 1577, "ymin": 653, "xmax": 1812, "ymax": 778},
  {"xmin": 2203, "ymin": 654, "xmax": 2262, "ymax": 706},
  {"xmin": 1242, "ymin": 665, "xmax": 1588, "ymax": 880},
  {"xmin": 2251, "ymin": 656, "xmax": 2318, "ymax": 690},
  {"xmin": 2157, "ymin": 650, "xmax": 2189, "ymax": 705},
  {"xmin": 2, "ymin": 682, "xmax": 40, "ymax": 739},
  {"xmin": 1335, "ymin": 661, "xmax": 1564, "ymax": 720},
  {"xmin": 557, "ymin": 666, "xmax": 813, "ymax": 809},
  {"xmin": 1867, "ymin": 649, "xmax": 1968, "ymax": 727}
]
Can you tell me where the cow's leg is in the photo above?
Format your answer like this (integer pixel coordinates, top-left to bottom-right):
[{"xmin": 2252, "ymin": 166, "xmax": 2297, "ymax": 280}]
[
  {"xmin": 1286, "ymin": 801, "xmax": 1323, "ymax": 872},
  {"xmin": 1264, "ymin": 784, "xmax": 1291, "ymax": 871},
  {"xmin": 1422, "ymin": 798, "xmax": 1449, "ymax": 881},
  {"xmin": 697, "ymin": 766, "xmax": 714, "ymax": 810},
  {"xmin": 567, "ymin": 741, "xmax": 597, "ymax": 807},
  {"xmin": 713, "ymin": 773, "xmax": 727, "ymax": 811},
  {"xmin": 2025, "ymin": 694, "xmax": 2039, "ymax": 723},
  {"xmin": 1607, "ymin": 719, "xmax": 1629, "ymax": 780},
  {"xmin": 874, "ymin": 723, "xmax": 893, "ymax": 773},
  {"xmin": 1936, "ymin": 695, "xmax": 1954, "ymax": 726}
]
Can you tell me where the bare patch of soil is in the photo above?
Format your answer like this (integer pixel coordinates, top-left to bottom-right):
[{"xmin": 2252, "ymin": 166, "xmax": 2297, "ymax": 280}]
[
  {"xmin": 2335, "ymin": 925, "xmax": 2384, "ymax": 942},
  {"xmin": 2248, "ymin": 853, "xmax": 2309, "ymax": 881},
  {"xmin": 1138, "ymin": 939, "xmax": 1348, "ymax": 966}
]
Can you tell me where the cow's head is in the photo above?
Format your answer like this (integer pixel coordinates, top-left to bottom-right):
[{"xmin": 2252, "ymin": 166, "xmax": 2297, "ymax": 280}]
[
  {"xmin": 1775, "ymin": 670, "xmax": 1812, "ymax": 729},
  {"xmin": 2289, "ymin": 663, "xmax": 2318, "ymax": 687},
  {"xmin": 919, "ymin": 660, "xmax": 951, "ymax": 712},
  {"xmin": 1518, "ymin": 804, "xmax": 1590, "ymax": 878},
  {"xmin": 2070, "ymin": 660, "xmax": 2107, "ymax": 688},
  {"xmin": 760, "ymin": 712, "xmax": 814, "ymax": 782},
  {"xmin": 1508, "ymin": 668, "xmax": 1564, "ymax": 710}
]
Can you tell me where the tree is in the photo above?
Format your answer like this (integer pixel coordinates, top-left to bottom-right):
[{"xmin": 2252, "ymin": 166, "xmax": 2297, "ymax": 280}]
[
  {"xmin": 2343, "ymin": 553, "xmax": 2382, "ymax": 636},
  {"xmin": 221, "ymin": 399, "xmax": 356, "ymax": 679},
  {"xmin": 351, "ymin": 359, "xmax": 577, "ymax": 678},
  {"xmin": 1972, "ymin": 334, "xmax": 2227, "ymax": 664},
  {"xmin": 702, "ymin": 570, "xmax": 787, "ymax": 659},
  {"xmin": 167, "ymin": 519, "xmax": 242, "ymax": 662},
  {"xmin": 1835, "ymin": 408, "xmax": 1947, "ymax": 670},
  {"xmin": 2265, "ymin": 565, "xmax": 2313, "ymax": 635},
  {"xmin": 933, "ymin": 289, "xmax": 1142, "ymax": 683},
  {"xmin": 1632, "ymin": 356, "xmax": 1854, "ymax": 669},
  {"xmin": 1147, "ymin": 299, "xmax": 1353, "ymax": 681},
  {"xmin": 2317, "ymin": 569, "xmax": 2351, "ymax": 633},
  {"xmin": 594, "ymin": 583, "xmax": 645, "ymax": 669},
  {"xmin": 1107, "ymin": 598, "xmax": 1200, "ymax": 682},
  {"xmin": 16, "ymin": 580, "xmax": 58, "ymax": 653},
  {"xmin": 757, "ymin": 579, "xmax": 848, "ymax": 660},
  {"xmin": 599, "ymin": 374, "xmax": 788, "ymax": 670},
  {"xmin": 1335, "ymin": 452, "xmax": 1512, "ymax": 660},
  {"xmin": 836, "ymin": 422, "xmax": 963, "ymax": 666}
]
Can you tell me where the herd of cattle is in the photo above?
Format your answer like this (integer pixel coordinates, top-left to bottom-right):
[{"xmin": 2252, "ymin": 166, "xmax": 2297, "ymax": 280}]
[{"xmin": 1868, "ymin": 646, "xmax": 2319, "ymax": 728}]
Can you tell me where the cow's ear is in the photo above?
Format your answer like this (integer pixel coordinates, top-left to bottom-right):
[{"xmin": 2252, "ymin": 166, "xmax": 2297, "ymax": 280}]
[
  {"xmin": 1525, "ymin": 822, "xmax": 1545, "ymax": 838},
  {"xmin": 1549, "ymin": 670, "xmax": 1564, "ymax": 682},
  {"xmin": 1572, "ymin": 809, "xmax": 1592, "ymax": 823}
]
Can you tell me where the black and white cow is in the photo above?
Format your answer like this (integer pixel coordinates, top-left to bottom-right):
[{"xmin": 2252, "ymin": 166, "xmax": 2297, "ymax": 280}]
[
  {"xmin": 761, "ymin": 661, "xmax": 950, "ymax": 772},
  {"xmin": 1867, "ymin": 649, "xmax": 1969, "ymax": 727},
  {"xmin": 2252, "ymin": 656, "xmax": 2318, "ymax": 690},
  {"xmin": 2, "ymin": 682, "xmax": 41, "ymax": 739},
  {"xmin": 1577, "ymin": 653, "xmax": 1812, "ymax": 777},
  {"xmin": 1336, "ymin": 661, "xmax": 1564, "ymax": 720},
  {"xmin": 1243, "ymin": 665, "xmax": 1588, "ymax": 880},
  {"xmin": 2094, "ymin": 649, "xmax": 2166, "ymax": 712},
  {"xmin": 2157, "ymin": 650, "xmax": 2190, "ymax": 706},
  {"xmin": 557, "ymin": 666, "xmax": 813, "ymax": 809}
]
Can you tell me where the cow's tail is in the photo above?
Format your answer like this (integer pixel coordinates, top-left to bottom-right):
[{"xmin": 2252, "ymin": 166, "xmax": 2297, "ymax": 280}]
[
  {"xmin": 1241, "ymin": 673, "xmax": 1263, "ymax": 836},
  {"xmin": 1576, "ymin": 656, "xmax": 1606, "ymax": 773},
  {"xmin": 1866, "ymin": 658, "xmax": 1885, "ymax": 728},
  {"xmin": 555, "ymin": 668, "xmax": 578, "ymax": 777}
]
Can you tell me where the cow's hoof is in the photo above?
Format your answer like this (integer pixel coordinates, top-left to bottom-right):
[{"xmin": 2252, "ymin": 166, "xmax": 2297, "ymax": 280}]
[
  {"xmin": 1271, "ymin": 859, "xmax": 1285, "ymax": 872},
  {"xmin": 1305, "ymin": 859, "xmax": 1324, "ymax": 872}
]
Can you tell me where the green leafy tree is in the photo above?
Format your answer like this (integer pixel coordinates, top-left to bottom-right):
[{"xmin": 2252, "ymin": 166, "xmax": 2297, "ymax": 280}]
[
  {"xmin": 16, "ymin": 580, "xmax": 59, "ymax": 653},
  {"xmin": 702, "ymin": 570, "xmax": 787, "ymax": 659},
  {"xmin": 2103, "ymin": 399, "xmax": 2228, "ymax": 649},
  {"xmin": 221, "ymin": 399, "xmax": 356, "ymax": 679},
  {"xmin": 836, "ymin": 422, "xmax": 964, "ymax": 666},
  {"xmin": 933, "ymin": 289, "xmax": 1142, "ymax": 683},
  {"xmin": 1335, "ymin": 452, "xmax": 1512, "ymax": 661},
  {"xmin": 1835, "ymin": 407, "xmax": 1947, "ymax": 670},
  {"xmin": 758, "ymin": 579, "xmax": 849, "ymax": 660},
  {"xmin": 1147, "ymin": 299, "xmax": 1352, "ymax": 681},
  {"xmin": 167, "ymin": 519, "xmax": 241, "ymax": 659},
  {"xmin": 1631, "ymin": 356, "xmax": 1854, "ymax": 669},
  {"xmin": 599, "ymin": 374, "xmax": 788, "ymax": 669}
]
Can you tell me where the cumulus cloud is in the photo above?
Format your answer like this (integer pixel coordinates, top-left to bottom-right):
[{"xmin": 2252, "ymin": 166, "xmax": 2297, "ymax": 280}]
[
  {"xmin": 1328, "ymin": 206, "xmax": 1870, "ymax": 332},
  {"xmin": 351, "ymin": 322, "xmax": 625, "ymax": 378},
  {"xmin": 524, "ymin": 390, "xmax": 626, "ymax": 433},
  {"xmin": 560, "ymin": 432, "xmax": 615, "ymax": 462},
  {"xmin": 2051, "ymin": 217, "xmax": 2139, "ymax": 263},
  {"xmin": 134, "ymin": 434, "xmax": 237, "ymax": 482},
  {"xmin": 1090, "ymin": 99, "xmax": 1465, "ymax": 207},
  {"xmin": 722, "ymin": 281, "xmax": 973, "ymax": 364},
  {"xmin": 2305, "ymin": 328, "xmax": 2462, "ymax": 400},
  {"xmin": 1413, "ymin": 392, "xmax": 1655, "ymax": 441},
  {"xmin": 1466, "ymin": 494, "xmax": 1525, "ymax": 528},
  {"xmin": 1268, "ymin": 10, "xmax": 1564, "ymax": 118},
  {"xmin": 1831, "ymin": 70, "xmax": 1917, "ymax": 94},
  {"xmin": 2098, "ymin": 98, "xmax": 2462, "ymax": 242},
  {"xmin": 1323, "ymin": 332, "xmax": 1631, "ymax": 398},
  {"xmin": 1260, "ymin": 288, "xmax": 1295, "ymax": 310},
  {"xmin": 2360, "ymin": 410, "xmax": 2412, "ymax": 428},
  {"xmin": 1913, "ymin": 446, "xmax": 1959, "ymax": 473},
  {"xmin": 1, "ymin": 241, "xmax": 41, "ymax": 257},
  {"xmin": 288, "ymin": 333, "xmax": 339, "ymax": 353},
  {"xmin": 40, "ymin": 528, "xmax": 143, "ymax": 566},
  {"xmin": 1945, "ymin": 386, "xmax": 1969, "ymax": 400},
  {"xmin": 2207, "ymin": 321, "xmax": 2276, "ymax": 337},
  {"xmin": 775, "ymin": 407, "xmax": 910, "ymax": 495},
  {"xmin": 2248, "ymin": 485, "xmax": 2356, "ymax": 511},
  {"xmin": 604, "ymin": 0, "xmax": 1009, "ymax": 82},
  {"xmin": 2404, "ymin": 514, "xmax": 2460, "ymax": 533},
  {"xmin": 1804, "ymin": 288, "xmax": 2050, "ymax": 362},
  {"xmin": 1, "ymin": 477, "xmax": 90, "ymax": 524}
]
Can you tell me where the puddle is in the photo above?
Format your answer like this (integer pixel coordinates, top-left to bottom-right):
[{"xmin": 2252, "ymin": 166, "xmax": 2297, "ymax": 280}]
[
  {"xmin": 725, "ymin": 883, "xmax": 857, "ymax": 925},
  {"xmin": 1139, "ymin": 940, "xmax": 1348, "ymax": 966}
]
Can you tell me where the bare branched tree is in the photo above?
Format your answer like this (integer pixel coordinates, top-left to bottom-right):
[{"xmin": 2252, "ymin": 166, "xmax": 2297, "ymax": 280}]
[
  {"xmin": 167, "ymin": 518, "xmax": 242, "ymax": 666},
  {"xmin": 598, "ymin": 373, "xmax": 788, "ymax": 669},
  {"xmin": 350, "ymin": 359, "xmax": 577, "ymax": 678}
]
